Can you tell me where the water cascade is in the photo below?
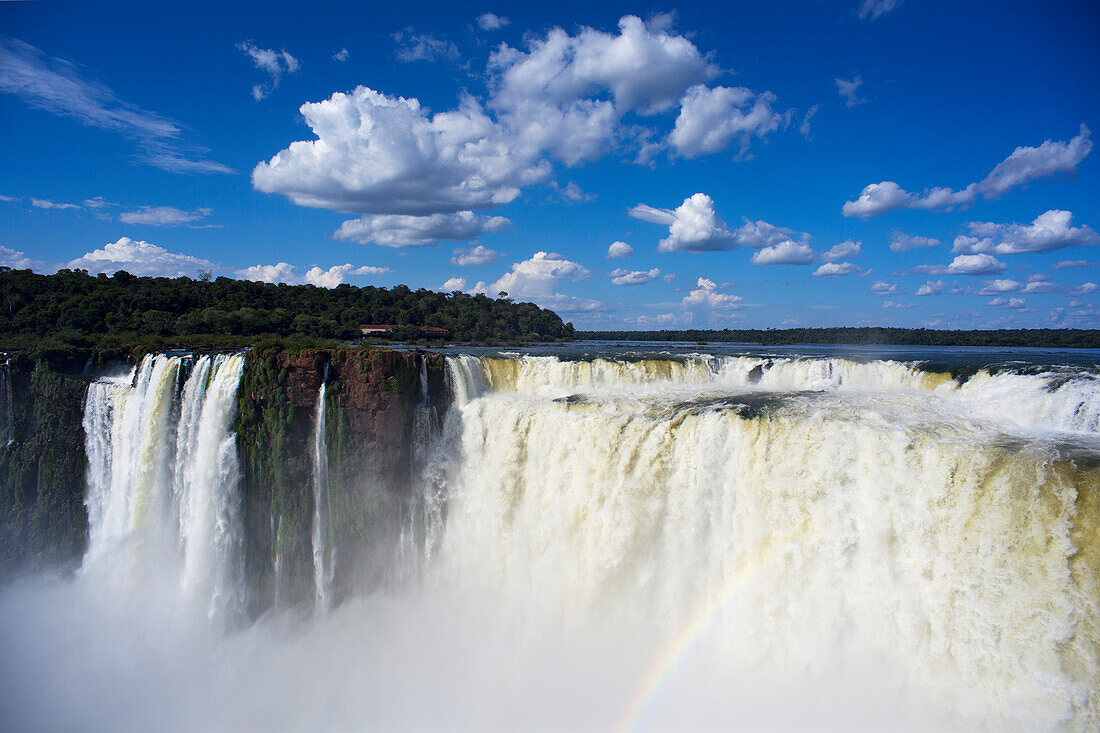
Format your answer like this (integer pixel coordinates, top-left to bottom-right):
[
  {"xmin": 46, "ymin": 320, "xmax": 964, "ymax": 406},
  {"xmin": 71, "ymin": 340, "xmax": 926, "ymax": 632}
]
[
  {"xmin": 312, "ymin": 363, "xmax": 333, "ymax": 612},
  {"xmin": 81, "ymin": 353, "xmax": 246, "ymax": 625},
  {"xmin": 0, "ymin": 356, "xmax": 12, "ymax": 448}
]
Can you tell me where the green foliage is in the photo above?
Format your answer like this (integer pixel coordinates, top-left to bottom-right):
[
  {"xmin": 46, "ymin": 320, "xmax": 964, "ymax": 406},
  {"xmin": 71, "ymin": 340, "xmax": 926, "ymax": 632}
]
[
  {"xmin": 0, "ymin": 267, "xmax": 575, "ymax": 352},
  {"xmin": 578, "ymin": 327, "xmax": 1100, "ymax": 348}
]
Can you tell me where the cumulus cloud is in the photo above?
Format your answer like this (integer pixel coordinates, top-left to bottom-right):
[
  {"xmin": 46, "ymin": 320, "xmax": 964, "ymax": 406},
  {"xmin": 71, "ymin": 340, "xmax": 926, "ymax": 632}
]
[
  {"xmin": 476, "ymin": 13, "xmax": 509, "ymax": 31},
  {"xmin": 630, "ymin": 193, "xmax": 734, "ymax": 252},
  {"xmin": 951, "ymin": 210, "xmax": 1099, "ymax": 256},
  {"xmin": 237, "ymin": 42, "xmax": 299, "ymax": 101},
  {"xmin": 441, "ymin": 277, "xmax": 467, "ymax": 291},
  {"xmin": 907, "ymin": 253, "xmax": 1007, "ymax": 276},
  {"xmin": 988, "ymin": 296, "xmax": 1026, "ymax": 309},
  {"xmin": 68, "ymin": 237, "xmax": 215, "ymax": 277},
  {"xmin": 1071, "ymin": 282, "xmax": 1098, "ymax": 296},
  {"xmin": 750, "ymin": 240, "xmax": 815, "ymax": 265},
  {"xmin": 799, "ymin": 104, "xmax": 819, "ymax": 139},
  {"xmin": 119, "ymin": 206, "xmax": 212, "ymax": 226},
  {"xmin": 843, "ymin": 126, "xmax": 1091, "ymax": 217},
  {"xmin": 237, "ymin": 262, "xmax": 389, "ymax": 287},
  {"xmin": 882, "ymin": 300, "xmax": 916, "ymax": 309},
  {"xmin": 669, "ymin": 85, "xmax": 788, "ymax": 158},
  {"xmin": 915, "ymin": 280, "xmax": 945, "ymax": 296},
  {"xmin": 731, "ymin": 219, "xmax": 810, "ymax": 249},
  {"xmin": 871, "ymin": 280, "xmax": 898, "ymax": 295},
  {"xmin": 332, "ymin": 48, "xmax": 349, "ymax": 62},
  {"xmin": 0, "ymin": 245, "xmax": 42, "ymax": 270},
  {"xmin": 835, "ymin": 76, "xmax": 865, "ymax": 107},
  {"xmin": 450, "ymin": 244, "xmax": 504, "ymax": 266},
  {"xmin": 889, "ymin": 232, "xmax": 940, "ymax": 252},
  {"xmin": 1051, "ymin": 260, "xmax": 1100, "ymax": 270},
  {"xmin": 393, "ymin": 30, "xmax": 461, "ymax": 64},
  {"xmin": 0, "ymin": 194, "xmax": 17, "ymax": 202},
  {"xmin": 682, "ymin": 277, "xmax": 742, "ymax": 309},
  {"xmin": 486, "ymin": 251, "xmax": 598, "ymax": 312},
  {"xmin": 335, "ymin": 211, "xmax": 510, "ymax": 247},
  {"xmin": 606, "ymin": 241, "xmax": 633, "ymax": 259},
  {"xmin": 0, "ymin": 38, "xmax": 229, "ymax": 174},
  {"xmin": 822, "ymin": 239, "xmax": 861, "ymax": 261},
  {"xmin": 858, "ymin": 0, "xmax": 902, "ymax": 19},
  {"xmin": 813, "ymin": 262, "xmax": 862, "ymax": 277},
  {"xmin": 608, "ymin": 267, "xmax": 661, "ymax": 286}
]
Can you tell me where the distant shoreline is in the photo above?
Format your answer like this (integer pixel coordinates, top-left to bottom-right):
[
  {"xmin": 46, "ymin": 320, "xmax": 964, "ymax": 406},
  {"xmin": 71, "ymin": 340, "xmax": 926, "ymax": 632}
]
[{"xmin": 577, "ymin": 328, "xmax": 1100, "ymax": 349}]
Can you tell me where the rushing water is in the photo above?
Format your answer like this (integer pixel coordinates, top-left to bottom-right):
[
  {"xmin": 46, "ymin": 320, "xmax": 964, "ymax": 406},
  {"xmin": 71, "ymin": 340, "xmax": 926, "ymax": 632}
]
[
  {"xmin": 312, "ymin": 364, "xmax": 333, "ymax": 613},
  {"xmin": 2, "ymin": 345, "xmax": 1099, "ymax": 731}
]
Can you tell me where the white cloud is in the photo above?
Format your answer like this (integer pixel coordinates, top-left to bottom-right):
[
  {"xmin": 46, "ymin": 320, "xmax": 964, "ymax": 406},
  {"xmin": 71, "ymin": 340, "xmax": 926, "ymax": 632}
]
[
  {"xmin": 237, "ymin": 262, "xmax": 388, "ymax": 287},
  {"xmin": 889, "ymin": 232, "xmax": 940, "ymax": 252},
  {"xmin": 732, "ymin": 219, "xmax": 810, "ymax": 250},
  {"xmin": 237, "ymin": 42, "xmax": 299, "ymax": 100},
  {"xmin": 630, "ymin": 193, "xmax": 734, "ymax": 252},
  {"xmin": 441, "ymin": 277, "xmax": 467, "ymax": 291},
  {"xmin": 800, "ymin": 104, "xmax": 819, "ymax": 139},
  {"xmin": 682, "ymin": 277, "xmax": 742, "ymax": 309},
  {"xmin": 332, "ymin": 48, "xmax": 349, "ymax": 62},
  {"xmin": 450, "ymin": 244, "xmax": 504, "ymax": 266},
  {"xmin": 68, "ymin": 237, "xmax": 215, "ymax": 277},
  {"xmin": 842, "ymin": 181, "xmax": 976, "ymax": 218},
  {"xmin": 988, "ymin": 296, "xmax": 1026, "ymax": 309},
  {"xmin": 0, "ymin": 245, "xmax": 42, "ymax": 270},
  {"xmin": 559, "ymin": 181, "xmax": 593, "ymax": 202},
  {"xmin": 335, "ymin": 211, "xmax": 510, "ymax": 247},
  {"xmin": 843, "ymin": 126, "xmax": 1091, "ymax": 217},
  {"xmin": 237, "ymin": 262, "xmax": 296, "ymax": 283},
  {"xmin": 607, "ymin": 241, "xmax": 633, "ymax": 259},
  {"xmin": 0, "ymin": 38, "xmax": 229, "ymax": 174},
  {"xmin": 751, "ymin": 240, "xmax": 815, "ymax": 265},
  {"xmin": 908, "ymin": 253, "xmax": 1007, "ymax": 276},
  {"xmin": 870, "ymin": 280, "xmax": 898, "ymax": 295},
  {"xmin": 663, "ymin": 273, "xmax": 677, "ymax": 282},
  {"xmin": 977, "ymin": 124, "xmax": 1092, "ymax": 197},
  {"xmin": 0, "ymin": 194, "xmax": 17, "ymax": 202},
  {"xmin": 31, "ymin": 198, "xmax": 80, "ymax": 210},
  {"xmin": 669, "ymin": 85, "xmax": 788, "ymax": 158},
  {"xmin": 253, "ymin": 87, "xmax": 549, "ymax": 216},
  {"xmin": 858, "ymin": 0, "xmax": 902, "ymax": 20},
  {"xmin": 489, "ymin": 251, "xmax": 592, "ymax": 307},
  {"xmin": 119, "ymin": 206, "xmax": 212, "ymax": 226},
  {"xmin": 835, "ymin": 75, "xmax": 865, "ymax": 107},
  {"xmin": 975, "ymin": 279, "xmax": 1022, "ymax": 295},
  {"xmin": 1051, "ymin": 260, "xmax": 1099, "ymax": 270},
  {"xmin": 1071, "ymin": 282, "xmax": 1098, "ymax": 296},
  {"xmin": 476, "ymin": 13, "xmax": 509, "ymax": 31},
  {"xmin": 608, "ymin": 267, "xmax": 661, "ymax": 286},
  {"xmin": 915, "ymin": 280, "xmax": 945, "ymax": 296},
  {"xmin": 951, "ymin": 210, "xmax": 1099, "ymax": 255},
  {"xmin": 393, "ymin": 30, "xmax": 461, "ymax": 64},
  {"xmin": 813, "ymin": 262, "xmax": 861, "ymax": 277},
  {"xmin": 822, "ymin": 239, "xmax": 861, "ymax": 261},
  {"xmin": 882, "ymin": 300, "xmax": 916, "ymax": 309}
]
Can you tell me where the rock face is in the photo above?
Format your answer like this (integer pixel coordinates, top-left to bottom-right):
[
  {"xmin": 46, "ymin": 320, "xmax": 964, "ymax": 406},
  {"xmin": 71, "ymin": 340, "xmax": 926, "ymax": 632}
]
[
  {"xmin": 0, "ymin": 355, "xmax": 89, "ymax": 572},
  {"xmin": 236, "ymin": 348, "xmax": 447, "ymax": 611}
]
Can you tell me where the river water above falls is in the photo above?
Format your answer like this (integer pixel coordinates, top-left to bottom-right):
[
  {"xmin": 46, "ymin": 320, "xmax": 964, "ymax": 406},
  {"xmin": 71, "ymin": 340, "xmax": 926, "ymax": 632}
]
[{"xmin": 1, "ymin": 345, "xmax": 1099, "ymax": 731}]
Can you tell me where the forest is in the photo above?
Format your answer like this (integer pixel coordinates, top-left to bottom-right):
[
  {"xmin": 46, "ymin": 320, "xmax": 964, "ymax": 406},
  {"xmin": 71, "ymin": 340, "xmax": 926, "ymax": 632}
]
[
  {"xmin": 578, "ymin": 327, "xmax": 1100, "ymax": 349},
  {"xmin": 0, "ymin": 267, "xmax": 574, "ymax": 355}
]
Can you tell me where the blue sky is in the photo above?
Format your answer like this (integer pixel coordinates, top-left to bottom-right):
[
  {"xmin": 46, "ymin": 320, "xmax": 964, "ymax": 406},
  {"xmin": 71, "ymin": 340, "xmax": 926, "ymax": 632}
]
[{"xmin": 1, "ymin": 0, "xmax": 1098, "ymax": 329}]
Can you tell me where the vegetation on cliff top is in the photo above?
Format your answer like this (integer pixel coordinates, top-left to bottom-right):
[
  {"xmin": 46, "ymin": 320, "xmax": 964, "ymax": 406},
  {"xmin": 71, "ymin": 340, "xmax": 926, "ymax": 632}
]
[{"xmin": 0, "ymin": 267, "xmax": 575, "ymax": 355}]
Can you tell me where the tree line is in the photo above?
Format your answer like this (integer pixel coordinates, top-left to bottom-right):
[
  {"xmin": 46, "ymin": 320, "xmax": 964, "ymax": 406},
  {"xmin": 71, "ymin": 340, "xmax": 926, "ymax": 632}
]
[
  {"xmin": 578, "ymin": 327, "xmax": 1100, "ymax": 349},
  {"xmin": 0, "ymin": 267, "xmax": 574, "ymax": 355}
]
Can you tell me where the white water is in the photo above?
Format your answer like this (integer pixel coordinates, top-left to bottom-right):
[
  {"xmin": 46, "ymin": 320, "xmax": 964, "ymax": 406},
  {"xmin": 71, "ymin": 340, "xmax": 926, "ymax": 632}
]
[
  {"xmin": 0, "ymin": 355, "xmax": 12, "ymax": 447},
  {"xmin": 312, "ymin": 375, "xmax": 333, "ymax": 612},
  {"xmin": 80, "ymin": 353, "xmax": 246, "ymax": 625},
  {"xmin": 2, "ymin": 350, "xmax": 1098, "ymax": 732}
]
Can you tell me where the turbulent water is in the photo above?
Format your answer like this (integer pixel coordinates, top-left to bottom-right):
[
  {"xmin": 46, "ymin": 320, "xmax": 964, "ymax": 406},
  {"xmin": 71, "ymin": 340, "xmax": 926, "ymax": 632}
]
[{"xmin": 2, "ymin": 346, "xmax": 1100, "ymax": 731}]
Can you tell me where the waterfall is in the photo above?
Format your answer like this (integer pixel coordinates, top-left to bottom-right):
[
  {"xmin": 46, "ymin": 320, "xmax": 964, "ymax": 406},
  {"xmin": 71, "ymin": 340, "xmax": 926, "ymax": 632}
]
[
  {"xmin": 81, "ymin": 353, "xmax": 246, "ymax": 625},
  {"xmin": 438, "ymin": 353, "xmax": 1100, "ymax": 729},
  {"xmin": 312, "ymin": 363, "xmax": 333, "ymax": 612},
  {"xmin": 0, "ymin": 355, "xmax": 13, "ymax": 448},
  {"xmin": 399, "ymin": 355, "xmax": 447, "ymax": 577}
]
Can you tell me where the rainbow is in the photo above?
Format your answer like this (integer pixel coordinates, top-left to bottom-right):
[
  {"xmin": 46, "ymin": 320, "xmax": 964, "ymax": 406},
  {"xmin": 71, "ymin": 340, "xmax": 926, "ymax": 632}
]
[{"xmin": 614, "ymin": 523, "xmax": 809, "ymax": 733}]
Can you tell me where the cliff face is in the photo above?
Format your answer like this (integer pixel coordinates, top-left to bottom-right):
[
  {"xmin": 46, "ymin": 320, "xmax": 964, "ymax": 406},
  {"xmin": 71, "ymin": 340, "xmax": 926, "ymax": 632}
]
[
  {"xmin": 0, "ymin": 347, "xmax": 448, "ymax": 608},
  {"xmin": 0, "ymin": 356, "xmax": 89, "ymax": 570},
  {"xmin": 236, "ymin": 348, "xmax": 447, "ymax": 611}
]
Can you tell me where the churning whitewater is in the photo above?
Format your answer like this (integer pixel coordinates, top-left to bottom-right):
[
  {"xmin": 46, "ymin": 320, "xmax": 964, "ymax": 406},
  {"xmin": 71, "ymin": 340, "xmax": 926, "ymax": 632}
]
[{"xmin": 1, "ymin": 348, "xmax": 1098, "ymax": 732}]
